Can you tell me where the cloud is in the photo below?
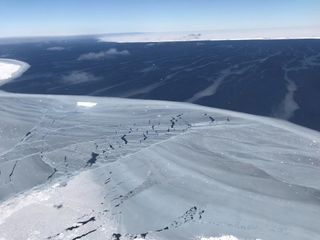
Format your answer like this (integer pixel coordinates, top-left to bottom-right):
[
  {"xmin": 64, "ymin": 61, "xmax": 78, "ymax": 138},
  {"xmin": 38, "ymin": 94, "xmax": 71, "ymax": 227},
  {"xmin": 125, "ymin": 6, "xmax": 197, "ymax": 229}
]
[
  {"xmin": 47, "ymin": 47, "xmax": 65, "ymax": 51},
  {"xmin": 62, "ymin": 71, "xmax": 101, "ymax": 84},
  {"xmin": 78, "ymin": 48, "xmax": 130, "ymax": 61}
]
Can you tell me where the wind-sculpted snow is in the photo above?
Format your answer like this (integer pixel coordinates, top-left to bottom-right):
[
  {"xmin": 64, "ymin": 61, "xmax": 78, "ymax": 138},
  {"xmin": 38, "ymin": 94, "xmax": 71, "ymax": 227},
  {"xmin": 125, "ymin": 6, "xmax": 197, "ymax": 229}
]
[
  {"xmin": 0, "ymin": 93, "xmax": 200, "ymax": 201},
  {"xmin": 0, "ymin": 93, "xmax": 320, "ymax": 240}
]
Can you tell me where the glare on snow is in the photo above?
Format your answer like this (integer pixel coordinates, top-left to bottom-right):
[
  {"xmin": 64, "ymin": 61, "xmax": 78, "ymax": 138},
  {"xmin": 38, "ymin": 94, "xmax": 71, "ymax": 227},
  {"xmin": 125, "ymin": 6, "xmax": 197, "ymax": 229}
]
[{"xmin": 76, "ymin": 101, "xmax": 97, "ymax": 107}]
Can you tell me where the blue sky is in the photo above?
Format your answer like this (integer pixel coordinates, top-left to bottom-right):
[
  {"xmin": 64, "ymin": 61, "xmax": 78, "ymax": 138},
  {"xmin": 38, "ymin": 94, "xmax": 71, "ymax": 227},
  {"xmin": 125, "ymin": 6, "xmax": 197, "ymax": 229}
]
[{"xmin": 0, "ymin": 0, "xmax": 319, "ymax": 37}]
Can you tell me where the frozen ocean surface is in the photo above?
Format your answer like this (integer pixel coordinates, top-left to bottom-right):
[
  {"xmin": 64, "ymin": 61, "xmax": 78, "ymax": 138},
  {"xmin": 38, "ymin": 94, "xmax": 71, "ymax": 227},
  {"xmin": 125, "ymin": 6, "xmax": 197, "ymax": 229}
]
[{"xmin": 0, "ymin": 91, "xmax": 319, "ymax": 240}]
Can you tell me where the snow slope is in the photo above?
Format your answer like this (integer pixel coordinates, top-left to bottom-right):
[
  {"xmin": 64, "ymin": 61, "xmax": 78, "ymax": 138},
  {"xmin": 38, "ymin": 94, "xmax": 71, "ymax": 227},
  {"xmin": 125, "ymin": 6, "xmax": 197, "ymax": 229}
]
[{"xmin": 0, "ymin": 92, "xmax": 319, "ymax": 240}]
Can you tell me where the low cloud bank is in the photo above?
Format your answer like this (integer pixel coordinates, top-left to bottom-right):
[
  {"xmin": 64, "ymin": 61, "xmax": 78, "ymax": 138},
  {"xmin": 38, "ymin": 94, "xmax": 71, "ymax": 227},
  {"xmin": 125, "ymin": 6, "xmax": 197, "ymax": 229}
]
[
  {"xmin": 47, "ymin": 47, "xmax": 65, "ymax": 51},
  {"xmin": 62, "ymin": 71, "xmax": 101, "ymax": 84},
  {"xmin": 78, "ymin": 48, "xmax": 130, "ymax": 61}
]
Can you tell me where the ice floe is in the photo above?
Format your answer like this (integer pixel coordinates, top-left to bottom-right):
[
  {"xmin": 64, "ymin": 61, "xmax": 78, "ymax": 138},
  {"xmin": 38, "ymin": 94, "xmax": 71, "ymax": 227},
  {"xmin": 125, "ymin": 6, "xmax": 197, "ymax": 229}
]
[{"xmin": 0, "ymin": 58, "xmax": 29, "ymax": 85}]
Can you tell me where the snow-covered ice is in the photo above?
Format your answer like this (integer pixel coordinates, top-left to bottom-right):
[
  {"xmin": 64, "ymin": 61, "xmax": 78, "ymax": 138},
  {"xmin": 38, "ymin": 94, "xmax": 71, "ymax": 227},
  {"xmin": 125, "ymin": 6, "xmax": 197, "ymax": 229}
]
[
  {"xmin": 77, "ymin": 101, "xmax": 98, "ymax": 108},
  {"xmin": 0, "ymin": 92, "xmax": 319, "ymax": 240},
  {"xmin": 0, "ymin": 62, "xmax": 20, "ymax": 81},
  {"xmin": 0, "ymin": 58, "xmax": 30, "ymax": 85},
  {"xmin": 199, "ymin": 236, "xmax": 239, "ymax": 240}
]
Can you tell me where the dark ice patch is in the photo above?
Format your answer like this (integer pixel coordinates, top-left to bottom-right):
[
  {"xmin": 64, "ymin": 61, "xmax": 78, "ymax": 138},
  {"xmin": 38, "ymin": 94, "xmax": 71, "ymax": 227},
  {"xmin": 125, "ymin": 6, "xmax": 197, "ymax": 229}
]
[
  {"xmin": 121, "ymin": 135, "xmax": 128, "ymax": 144},
  {"xmin": 53, "ymin": 204, "xmax": 63, "ymax": 209},
  {"xmin": 112, "ymin": 233, "xmax": 121, "ymax": 240},
  {"xmin": 86, "ymin": 152, "xmax": 99, "ymax": 167}
]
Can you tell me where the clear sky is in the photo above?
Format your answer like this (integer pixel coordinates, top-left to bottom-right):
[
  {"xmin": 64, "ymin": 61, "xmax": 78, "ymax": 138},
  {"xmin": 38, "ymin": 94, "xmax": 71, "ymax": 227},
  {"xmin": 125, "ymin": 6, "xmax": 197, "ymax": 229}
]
[{"xmin": 0, "ymin": 0, "xmax": 319, "ymax": 38}]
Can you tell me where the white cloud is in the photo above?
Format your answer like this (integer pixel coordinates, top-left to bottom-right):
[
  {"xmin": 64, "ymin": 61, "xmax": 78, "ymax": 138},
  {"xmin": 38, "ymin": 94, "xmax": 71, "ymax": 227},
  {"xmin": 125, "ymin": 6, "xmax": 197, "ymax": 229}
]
[
  {"xmin": 62, "ymin": 71, "xmax": 101, "ymax": 84},
  {"xmin": 47, "ymin": 47, "xmax": 65, "ymax": 51},
  {"xmin": 78, "ymin": 48, "xmax": 130, "ymax": 61}
]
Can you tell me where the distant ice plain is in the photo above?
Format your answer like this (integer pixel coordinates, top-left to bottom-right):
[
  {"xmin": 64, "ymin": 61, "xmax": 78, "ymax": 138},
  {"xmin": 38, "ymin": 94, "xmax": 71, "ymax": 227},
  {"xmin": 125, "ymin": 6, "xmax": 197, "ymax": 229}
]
[{"xmin": 99, "ymin": 28, "xmax": 320, "ymax": 43}]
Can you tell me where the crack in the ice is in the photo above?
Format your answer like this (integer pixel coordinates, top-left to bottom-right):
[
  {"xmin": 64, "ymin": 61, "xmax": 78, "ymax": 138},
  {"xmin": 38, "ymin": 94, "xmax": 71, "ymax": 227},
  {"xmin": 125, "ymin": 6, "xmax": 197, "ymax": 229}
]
[
  {"xmin": 47, "ymin": 168, "xmax": 57, "ymax": 180},
  {"xmin": 71, "ymin": 229, "xmax": 97, "ymax": 240},
  {"xmin": 47, "ymin": 216, "xmax": 96, "ymax": 239},
  {"xmin": 8, "ymin": 161, "xmax": 18, "ymax": 182}
]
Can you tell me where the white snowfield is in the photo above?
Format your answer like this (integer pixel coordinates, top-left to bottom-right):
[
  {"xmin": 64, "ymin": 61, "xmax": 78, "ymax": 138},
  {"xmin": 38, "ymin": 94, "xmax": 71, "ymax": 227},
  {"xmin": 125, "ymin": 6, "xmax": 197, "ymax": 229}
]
[
  {"xmin": 0, "ymin": 58, "xmax": 30, "ymax": 85},
  {"xmin": 0, "ymin": 92, "xmax": 319, "ymax": 240}
]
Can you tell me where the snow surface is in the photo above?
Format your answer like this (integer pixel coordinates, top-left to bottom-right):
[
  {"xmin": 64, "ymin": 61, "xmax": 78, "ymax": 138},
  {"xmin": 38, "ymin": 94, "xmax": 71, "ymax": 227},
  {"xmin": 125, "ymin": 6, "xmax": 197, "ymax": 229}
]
[
  {"xmin": 0, "ymin": 58, "xmax": 30, "ymax": 85},
  {"xmin": 200, "ymin": 236, "xmax": 239, "ymax": 240},
  {"xmin": 0, "ymin": 62, "xmax": 19, "ymax": 81},
  {"xmin": 0, "ymin": 92, "xmax": 319, "ymax": 240}
]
